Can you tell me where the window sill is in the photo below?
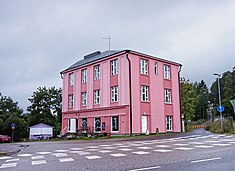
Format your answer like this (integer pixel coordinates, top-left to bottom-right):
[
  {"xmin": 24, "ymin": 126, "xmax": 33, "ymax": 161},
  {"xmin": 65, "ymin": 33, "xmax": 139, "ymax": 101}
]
[
  {"xmin": 165, "ymin": 102, "xmax": 172, "ymax": 105},
  {"xmin": 141, "ymin": 101, "xmax": 150, "ymax": 103}
]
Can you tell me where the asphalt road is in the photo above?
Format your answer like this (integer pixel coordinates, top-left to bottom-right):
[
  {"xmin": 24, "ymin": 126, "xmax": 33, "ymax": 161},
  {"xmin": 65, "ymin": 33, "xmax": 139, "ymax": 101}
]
[{"xmin": 1, "ymin": 129, "xmax": 235, "ymax": 171}]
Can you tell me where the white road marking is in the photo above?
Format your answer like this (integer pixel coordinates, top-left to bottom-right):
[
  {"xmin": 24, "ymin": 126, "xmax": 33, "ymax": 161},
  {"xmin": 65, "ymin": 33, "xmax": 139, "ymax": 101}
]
[
  {"xmin": 54, "ymin": 150, "xmax": 69, "ymax": 152},
  {"xmin": 18, "ymin": 154, "xmax": 33, "ymax": 157},
  {"xmin": 229, "ymin": 142, "xmax": 235, "ymax": 144},
  {"xmin": 174, "ymin": 147, "xmax": 194, "ymax": 150},
  {"xmin": 191, "ymin": 157, "xmax": 221, "ymax": 163},
  {"xmin": 86, "ymin": 146, "xmax": 99, "ymax": 149},
  {"xmin": 110, "ymin": 153, "xmax": 126, "ymax": 157},
  {"xmin": 98, "ymin": 150, "xmax": 112, "ymax": 153},
  {"xmin": 128, "ymin": 165, "xmax": 161, "ymax": 171},
  {"xmin": 37, "ymin": 152, "xmax": 52, "ymax": 155},
  {"xmin": 0, "ymin": 156, "xmax": 12, "ymax": 160},
  {"xmin": 132, "ymin": 151, "xmax": 149, "ymax": 155},
  {"xmin": 76, "ymin": 151, "xmax": 91, "ymax": 155},
  {"xmin": 137, "ymin": 146, "xmax": 152, "ymax": 150},
  {"xmin": 0, "ymin": 163, "xmax": 17, "ymax": 168},
  {"xmin": 5, "ymin": 158, "xmax": 20, "ymax": 162},
  {"xmin": 59, "ymin": 158, "xmax": 74, "ymax": 162},
  {"xmin": 117, "ymin": 145, "xmax": 130, "ymax": 148},
  {"xmin": 154, "ymin": 149, "xmax": 173, "ymax": 153},
  {"xmin": 155, "ymin": 145, "xmax": 170, "ymax": 148},
  {"xmin": 51, "ymin": 153, "xmax": 68, "ymax": 157},
  {"xmin": 99, "ymin": 144, "xmax": 112, "ymax": 147},
  {"xmin": 188, "ymin": 142, "xmax": 204, "ymax": 145},
  {"xmin": 119, "ymin": 148, "xmax": 133, "ymax": 151},
  {"xmin": 31, "ymin": 160, "xmax": 47, "ymax": 165},
  {"xmin": 174, "ymin": 143, "xmax": 189, "ymax": 146},
  {"xmin": 85, "ymin": 155, "xmax": 101, "ymax": 159},
  {"xmin": 205, "ymin": 140, "xmax": 220, "ymax": 143},
  {"xmin": 86, "ymin": 149, "xmax": 99, "ymax": 151},
  {"xmin": 212, "ymin": 143, "xmax": 231, "ymax": 146},
  {"xmin": 70, "ymin": 148, "xmax": 84, "ymax": 150},
  {"xmin": 102, "ymin": 146, "xmax": 116, "ymax": 149},
  {"xmin": 220, "ymin": 139, "xmax": 233, "ymax": 142},
  {"xmin": 68, "ymin": 151, "xmax": 82, "ymax": 154},
  {"xmin": 32, "ymin": 155, "xmax": 44, "ymax": 160},
  {"xmin": 194, "ymin": 145, "xmax": 214, "ymax": 148}
]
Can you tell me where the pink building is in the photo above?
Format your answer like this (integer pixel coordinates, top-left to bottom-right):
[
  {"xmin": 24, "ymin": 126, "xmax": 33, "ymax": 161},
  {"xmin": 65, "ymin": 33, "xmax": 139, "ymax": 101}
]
[{"xmin": 60, "ymin": 50, "xmax": 182, "ymax": 135}]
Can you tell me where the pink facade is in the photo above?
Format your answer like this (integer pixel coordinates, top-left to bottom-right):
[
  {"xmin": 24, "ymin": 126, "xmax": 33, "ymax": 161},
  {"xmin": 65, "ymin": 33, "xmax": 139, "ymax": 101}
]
[{"xmin": 61, "ymin": 50, "xmax": 182, "ymax": 135}]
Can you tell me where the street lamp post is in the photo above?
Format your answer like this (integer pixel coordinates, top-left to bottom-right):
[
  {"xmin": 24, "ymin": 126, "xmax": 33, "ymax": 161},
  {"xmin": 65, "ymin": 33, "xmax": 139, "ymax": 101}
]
[{"xmin": 214, "ymin": 73, "xmax": 223, "ymax": 131}]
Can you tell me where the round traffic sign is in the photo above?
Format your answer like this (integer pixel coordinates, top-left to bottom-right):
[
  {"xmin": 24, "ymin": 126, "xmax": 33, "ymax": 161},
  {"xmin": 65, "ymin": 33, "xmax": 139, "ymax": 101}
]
[{"xmin": 217, "ymin": 105, "xmax": 224, "ymax": 112}]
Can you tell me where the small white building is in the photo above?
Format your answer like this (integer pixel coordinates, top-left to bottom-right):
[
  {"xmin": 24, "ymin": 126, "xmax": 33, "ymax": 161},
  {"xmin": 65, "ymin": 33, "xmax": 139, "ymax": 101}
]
[{"xmin": 29, "ymin": 123, "xmax": 54, "ymax": 140}]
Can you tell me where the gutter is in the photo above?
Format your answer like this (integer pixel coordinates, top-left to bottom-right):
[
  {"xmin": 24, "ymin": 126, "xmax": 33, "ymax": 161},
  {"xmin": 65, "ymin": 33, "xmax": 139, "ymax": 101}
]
[
  {"xmin": 178, "ymin": 64, "xmax": 183, "ymax": 132},
  {"xmin": 125, "ymin": 50, "xmax": 133, "ymax": 135}
]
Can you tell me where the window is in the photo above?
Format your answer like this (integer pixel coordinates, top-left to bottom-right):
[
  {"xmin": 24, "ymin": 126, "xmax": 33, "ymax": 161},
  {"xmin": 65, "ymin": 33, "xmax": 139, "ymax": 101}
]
[
  {"xmin": 164, "ymin": 65, "xmax": 170, "ymax": 79},
  {"xmin": 94, "ymin": 90, "xmax": 100, "ymax": 105},
  {"xmin": 164, "ymin": 89, "xmax": 171, "ymax": 103},
  {"xmin": 69, "ymin": 94, "xmax": 74, "ymax": 107},
  {"xmin": 69, "ymin": 73, "xmax": 74, "ymax": 85},
  {"xmin": 140, "ymin": 59, "xmax": 148, "ymax": 75},
  {"xmin": 94, "ymin": 65, "xmax": 100, "ymax": 80},
  {"xmin": 166, "ymin": 116, "xmax": 173, "ymax": 131},
  {"xmin": 112, "ymin": 116, "xmax": 119, "ymax": 132},
  {"xmin": 81, "ymin": 92, "xmax": 87, "ymax": 106},
  {"xmin": 81, "ymin": 118, "xmax": 87, "ymax": 132},
  {"xmin": 141, "ymin": 85, "xmax": 149, "ymax": 101},
  {"xmin": 111, "ymin": 86, "xmax": 118, "ymax": 102},
  {"xmin": 111, "ymin": 59, "xmax": 118, "ymax": 75},
  {"xmin": 82, "ymin": 69, "xmax": 87, "ymax": 83},
  {"xmin": 154, "ymin": 62, "xmax": 158, "ymax": 74}
]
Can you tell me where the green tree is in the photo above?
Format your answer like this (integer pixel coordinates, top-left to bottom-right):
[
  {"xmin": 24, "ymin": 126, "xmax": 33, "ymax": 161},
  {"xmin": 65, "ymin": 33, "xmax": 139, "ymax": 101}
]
[
  {"xmin": 27, "ymin": 86, "xmax": 62, "ymax": 135},
  {"xmin": 180, "ymin": 78, "xmax": 199, "ymax": 123},
  {"xmin": 194, "ymin": 80, "xmax": 210, "ymax": 120},
  {"xmin": 0, "ymin": 93, "xmax": 28, "ymax": 141},
  {"xmin": 210, "ymin": 67, "xmax": 235, "ymax": 117}
]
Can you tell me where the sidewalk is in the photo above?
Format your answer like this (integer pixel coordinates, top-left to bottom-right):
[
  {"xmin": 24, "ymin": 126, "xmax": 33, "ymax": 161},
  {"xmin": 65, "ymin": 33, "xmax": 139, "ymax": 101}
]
[{"xmin": 0, "ymin": 143, "xmax": 28, "ymax": 156}]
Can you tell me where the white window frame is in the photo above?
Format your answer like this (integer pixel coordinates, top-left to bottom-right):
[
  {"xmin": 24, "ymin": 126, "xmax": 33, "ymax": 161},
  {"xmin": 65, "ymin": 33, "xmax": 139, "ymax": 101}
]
[
  {"xmin": 82, "ymin": 69, "xmax": 87, "ymax": 83},
  {"xmin": 111, "ymin": 116, "xmax": 119, "ymax": 132},
  {"xmin": 111, "ymin": 59, "xmax": 118, "ymax": 75},
  {"xmin": 69, "ymin": 73, "xmax": 74, "ymax": 86},
  {"xmin": 166, "ymin": 116, "xmax": 173, "ymax": 131},
  {"xmin": 154, "ymin": 62, "xmax": 158, "ymax": 75},
  {"xmin": 81, "ymin": 92, "xmax": 87, "ymax": 106},
  {"xmin": 164, "ymin": 65, "xmax": 171, "ymax": 79},
  {"xmin": 94, "ymin": 65, "xmax": 100, "ymax": 80},
  {"xmin": 140, "ymin": 59, "xmax": 148, "ymax": 75},
  {"xmin": 141, "ymin": 85, "xmax": 149, "ymax": 101},
  {"xmin": 164, "ymin": 89, "xmax": 171, "ymax": 103},
  {"xmin": 94, "ymin": 90, "xmax": 100, "ymax": 105},
  {"xmin": 111, "ymin": 86, "xmax": 118, "ymax": 102},
  {"xmin": 69, "ymin": 94, "xmax": 74, "ymax": 107}
]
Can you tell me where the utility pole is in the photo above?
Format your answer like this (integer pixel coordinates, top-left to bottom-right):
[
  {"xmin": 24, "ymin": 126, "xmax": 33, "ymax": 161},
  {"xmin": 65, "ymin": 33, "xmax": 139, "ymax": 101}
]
[
  {"xmin": 214, "ymin": 73, "xmax": 223, "ymax": 130},
  {"xmin": 102, "ymin": 36, "xmax": 110, "ymax": 50}
]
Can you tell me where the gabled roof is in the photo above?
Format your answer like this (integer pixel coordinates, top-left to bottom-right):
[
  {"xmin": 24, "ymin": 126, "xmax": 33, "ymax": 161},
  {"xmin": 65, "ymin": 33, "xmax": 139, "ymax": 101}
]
[
  {"xmin": 29, "ymin": 123, "xmax": 54, "ymax": 128},
  {"xmin": 61, "ymin": 50, "xmax": 122, "ymax": 73}
]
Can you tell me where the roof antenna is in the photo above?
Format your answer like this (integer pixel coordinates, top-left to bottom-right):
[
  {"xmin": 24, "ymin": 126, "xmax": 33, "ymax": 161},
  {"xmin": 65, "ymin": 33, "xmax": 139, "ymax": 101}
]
[{"xmin": 102, "ymin": 36, "xmax": 110, "ymax": 51}]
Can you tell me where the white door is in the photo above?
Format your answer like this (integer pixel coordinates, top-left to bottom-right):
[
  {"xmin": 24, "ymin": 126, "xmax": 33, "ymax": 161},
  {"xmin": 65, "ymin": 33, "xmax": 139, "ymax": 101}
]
[
  {"xmin": 68, "ymin": 119, "xmax": 76, "ymax": 133},
  {"xmin": 141, "ymin": 116, "xmax": 147, "ymax": 133}
]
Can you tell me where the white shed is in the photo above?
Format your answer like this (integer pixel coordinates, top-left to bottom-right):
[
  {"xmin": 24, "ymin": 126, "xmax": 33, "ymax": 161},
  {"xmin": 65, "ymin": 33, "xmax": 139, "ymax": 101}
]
[{"xmin": 29, "ymin": 123, "xmax": 54, "ymax": 140}]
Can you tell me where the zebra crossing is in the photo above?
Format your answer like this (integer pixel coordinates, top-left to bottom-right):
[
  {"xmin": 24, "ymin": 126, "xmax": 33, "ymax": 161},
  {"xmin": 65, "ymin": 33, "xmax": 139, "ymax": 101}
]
[{"xmin": 1, "ymin": 134, "xmax": 235, "ymax": 169}]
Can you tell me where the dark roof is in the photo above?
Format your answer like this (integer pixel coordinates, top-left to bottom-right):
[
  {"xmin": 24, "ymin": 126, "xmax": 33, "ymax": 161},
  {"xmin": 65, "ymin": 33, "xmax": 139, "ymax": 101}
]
[
  {"xmin": 61, "ymin": 49, "xmax": 181, "ymax": 73},
  {"xmin": 62, "ymin": 50, "xmax": 122, "ymax": 73}
]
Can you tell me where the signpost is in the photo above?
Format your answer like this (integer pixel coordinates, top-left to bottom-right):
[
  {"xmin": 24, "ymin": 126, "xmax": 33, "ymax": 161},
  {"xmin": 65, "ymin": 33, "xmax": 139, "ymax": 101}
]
[
  {"xmin": 11, "ymin": 123, "xmax": 16, "ymax": 143},
  {"xmin": 217, "ymin": 105, "xmax": 225, "ymax": 113},
  {"xmin": 230, "ymin": 99, "xmax": 235, "ymax": 116}
]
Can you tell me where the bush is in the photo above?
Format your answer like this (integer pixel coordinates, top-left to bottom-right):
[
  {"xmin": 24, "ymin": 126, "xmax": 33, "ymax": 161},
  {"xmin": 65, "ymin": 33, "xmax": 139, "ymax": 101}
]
[{"xmin": 206, "ymin": 119, "xmax": 234, "ymax": 133}]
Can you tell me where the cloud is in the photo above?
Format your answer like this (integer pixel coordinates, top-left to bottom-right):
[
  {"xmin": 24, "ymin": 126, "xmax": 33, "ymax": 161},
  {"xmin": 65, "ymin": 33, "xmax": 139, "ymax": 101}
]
[{"xmin": 0, "ymin": 0, "xmax": 235, "ymax": 110}]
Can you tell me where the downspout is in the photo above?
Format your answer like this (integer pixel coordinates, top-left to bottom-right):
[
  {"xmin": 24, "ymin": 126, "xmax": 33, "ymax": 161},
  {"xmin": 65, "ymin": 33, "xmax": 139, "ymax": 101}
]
[
  {"xmin": 178, "ymin": 64, "xmax": 183, "ymax": 132},
  {"xmin": 125, "ymin": 50, "xmax": 132, "ymax": 135}
]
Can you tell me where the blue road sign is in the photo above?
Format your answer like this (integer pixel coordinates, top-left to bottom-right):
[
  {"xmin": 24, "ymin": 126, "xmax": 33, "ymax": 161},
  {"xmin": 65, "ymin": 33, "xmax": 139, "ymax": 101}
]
[
  {"xmin": 11, "ymin": 123, "xmax": 16, "ymax": 129},
  {"xmin": 217, "ymin": 105, "xmax": 224, "ymax": 112}
]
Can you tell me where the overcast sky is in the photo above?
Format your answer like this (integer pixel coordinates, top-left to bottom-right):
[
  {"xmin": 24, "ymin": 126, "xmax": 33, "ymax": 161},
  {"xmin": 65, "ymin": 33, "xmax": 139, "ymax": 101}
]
[{"xmin": 1, "ymin": 0, "xmax": 235, "ymax": 111}]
